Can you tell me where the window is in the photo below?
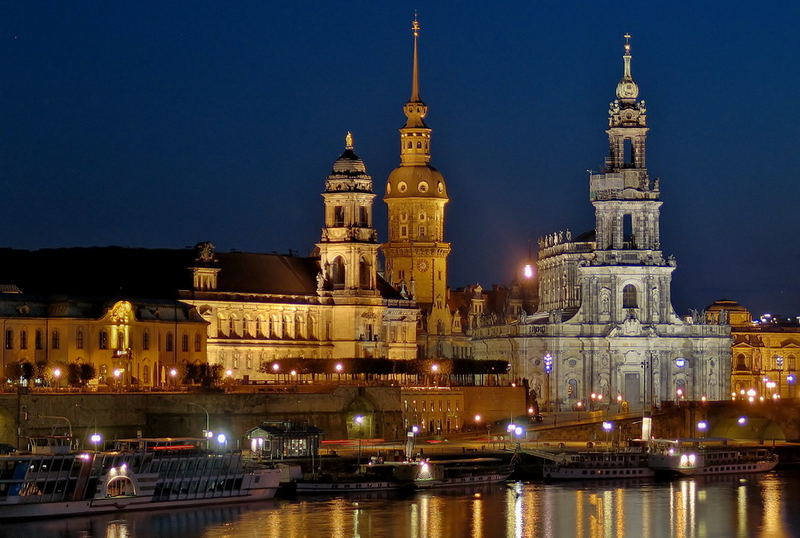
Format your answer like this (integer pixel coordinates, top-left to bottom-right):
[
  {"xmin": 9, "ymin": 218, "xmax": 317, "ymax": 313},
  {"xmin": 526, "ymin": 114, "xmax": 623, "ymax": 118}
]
[
  {"xmin": 331, "ymin": 257, "xmax": 345, "ymax": 290},
  {"xmin": 194, "ymin": 333, "xmax": 201, "ymax": 352},
  {"xmin": 19, "ymin": 330, "xmax": 27, "ymax": 350},
  {"xmin": 359, "ymin": 257, "xmax": 370, "ymax": 289},
  {"xmin": 76, "ymin": 329, "xmax": 84, "ymax": 350},
  {"xmin": 418, "ymin": 226, "xmax": 426, "ymax": 237},
  {"xmin": 622, "ymin": 284, "xmax": 638, "ymax": 309},
  {"xmin": 735, "ymin": 354, "xmax": 747, "ymax": 370},
  {"xmin": 51, "ymin": 330, "xmax": 60, "ymax": 350},
  {"xmin": 35, "ymin": 330, "xmax": 43, "ymax": 350},
  {"xmin": 181, "ymin": 334, "xmax": 189, "ymax": 352},
  {"xmin": 117, "ymin": 330, "xmax": 125, "ymax": 349},
  {"xmin": 400, "ymin": 226, "xmax": 408, "ymax": 238},
  {"xmin": 99, "ymin": 331, "xmax": 108, "ymax": 350},
  {"xmin": 142, "ymin": 364, "xmax": 150, "ymax": 384},
  {"xmin": 334, "ymin": 206, "xmax": 345, "ymax": 227},
  {"xmin": 165, "ymin": 333, "xmax": 174, "ymax": 352},
  {"xmin": 359, "ymin": 206, "xmax": 369, "ymax": 227},
  {"xmin": 143, "ymin": 330, "xmax": 150, "ymax": 350},
  {"xmin": 623, "ymin": 214, "xmax": 634, "ymax": 245}
]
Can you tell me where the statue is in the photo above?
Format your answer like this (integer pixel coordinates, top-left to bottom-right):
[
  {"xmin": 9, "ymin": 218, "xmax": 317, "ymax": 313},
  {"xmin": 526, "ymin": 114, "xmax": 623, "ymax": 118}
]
[
  {"xmin": 195, "ymin": 241, "xmax": 216, "ymax": 263},
  {"xmin": 316, "ymin": 271, "xmax": 326, "ymax": 292},
  {"xmin": 719, "ymin": 309, "xmax": 728, "ymax": 325},
  {"xmin": 399, "ymin": 280, "xmax": 409, "ymax": 300},
  {"xmin": 599, "ymin": 288, "xmax": 611, "ymax": 315}
]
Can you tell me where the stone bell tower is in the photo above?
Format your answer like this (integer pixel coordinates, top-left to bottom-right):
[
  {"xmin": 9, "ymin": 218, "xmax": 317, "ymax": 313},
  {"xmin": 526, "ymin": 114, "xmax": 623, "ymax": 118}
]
[
  {"xmin": 383, "ymin": 16, "xmax": 451, "ymax": 318},
  {"xmin": 317, "ymin": 132, "xmax": 379, "ymax": 295}
]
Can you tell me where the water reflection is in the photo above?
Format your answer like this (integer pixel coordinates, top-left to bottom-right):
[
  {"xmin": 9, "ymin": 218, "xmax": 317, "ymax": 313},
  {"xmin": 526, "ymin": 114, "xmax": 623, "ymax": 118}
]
[{"xmin": 3, "ymin": 471, "xmax": 799, "ymax": 538}]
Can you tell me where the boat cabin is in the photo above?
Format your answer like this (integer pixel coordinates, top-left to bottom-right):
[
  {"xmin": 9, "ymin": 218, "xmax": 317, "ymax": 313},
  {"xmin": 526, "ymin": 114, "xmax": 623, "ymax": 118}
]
[{"xmin": 245, "ymin": 421, "xmax": 323, "ymax": 460}]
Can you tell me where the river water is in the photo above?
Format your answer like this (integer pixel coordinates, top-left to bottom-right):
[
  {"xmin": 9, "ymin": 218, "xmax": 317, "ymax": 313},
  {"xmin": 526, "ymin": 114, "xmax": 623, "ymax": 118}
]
[{"xmin": 2, "ymin": 470, "xmax": 800, "ymax": 538}]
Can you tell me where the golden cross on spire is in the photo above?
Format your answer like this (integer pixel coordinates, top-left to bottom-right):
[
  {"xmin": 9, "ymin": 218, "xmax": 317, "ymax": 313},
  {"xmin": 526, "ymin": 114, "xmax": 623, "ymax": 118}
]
[
  {"xmin": 345, "ymin": 131, "xmax": 354, "ymax": 150},
  {"xmin": 412, "ymin": 10, "xmax": 420, "ymax": 36},
  {"xmin": 624, "ymin": 33, "xmax": 632, "ymax": 54}
]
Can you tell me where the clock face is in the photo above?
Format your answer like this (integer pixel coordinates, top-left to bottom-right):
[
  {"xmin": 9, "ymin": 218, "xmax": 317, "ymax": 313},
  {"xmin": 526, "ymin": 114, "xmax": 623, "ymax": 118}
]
[{"xmin": 417, "ymin": 260, "xmax": 429, "ymax": 272}]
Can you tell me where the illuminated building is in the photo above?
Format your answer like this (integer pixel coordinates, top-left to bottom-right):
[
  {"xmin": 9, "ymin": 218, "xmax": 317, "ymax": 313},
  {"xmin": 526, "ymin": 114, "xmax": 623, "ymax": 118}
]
[
  {"xmin": 707, "ymin": 299, "xmax": 800, "ymax": 397},
  {"xmin": 0, "ymin": 292, "xmax": 205, "ymax": 387},
  {"xmin": 382, "ymin": 18, "xmax": 471, "ymax": 359},
  {"xmin": 471, "ymin": 36, "xmax": 731, "ymax": 409},
  {"xmin": 181, "ymin": 136, "xmax": 419, "ymax": 377}
]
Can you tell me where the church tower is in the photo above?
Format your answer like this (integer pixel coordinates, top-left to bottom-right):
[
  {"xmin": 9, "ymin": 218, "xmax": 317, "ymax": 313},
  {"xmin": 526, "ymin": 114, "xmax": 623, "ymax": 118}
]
[
  {"xmin": 583, "ymin": 35, "xmax": 675, "ymax": 325},
  {"xmin": 383, "ymin": 17, "xmax": 451, "ymax": 320},
  {"xmin": 317, "ymin": 133, "xmax": 379, "ymax": 294}
]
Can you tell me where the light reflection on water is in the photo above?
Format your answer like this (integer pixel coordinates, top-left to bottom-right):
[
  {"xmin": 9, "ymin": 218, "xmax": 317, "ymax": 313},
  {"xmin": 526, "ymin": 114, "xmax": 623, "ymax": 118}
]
[{"xmin": 2, "ymin": 471, "xmax": 798, "ymax": 538}]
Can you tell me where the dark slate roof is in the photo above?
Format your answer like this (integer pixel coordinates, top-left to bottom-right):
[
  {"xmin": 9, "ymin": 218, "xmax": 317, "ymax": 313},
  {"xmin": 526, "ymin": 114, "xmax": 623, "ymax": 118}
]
[
  {"xmin": 214, "ymin": 252, "xmax": 318, "ymax": 295},
  {"xmin": 0, "ymin": 293, "xmax": 201, "ymax": 321},
  {"xmin": 573, "ymin": 229, "xmax": 596, "ymax": 242},
  {"xmin": 0, "ymin": 247, "xmax": 405, "ymax": 301}
]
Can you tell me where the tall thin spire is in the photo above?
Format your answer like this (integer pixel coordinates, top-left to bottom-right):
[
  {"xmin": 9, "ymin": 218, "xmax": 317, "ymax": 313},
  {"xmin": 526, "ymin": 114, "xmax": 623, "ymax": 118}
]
[
  {"xmin": 410, "ymin": 14, "xmax": 421, "ymax": 102},
  {"xmin": 623, "ymin": 33, "xmax": 633, "ymax": 79}
]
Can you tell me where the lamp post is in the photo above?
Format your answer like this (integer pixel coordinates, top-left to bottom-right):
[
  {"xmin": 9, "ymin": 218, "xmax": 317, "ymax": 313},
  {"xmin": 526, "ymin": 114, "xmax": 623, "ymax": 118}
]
[
  {"xmin": 354, "ymin": 415, "xmax": 365, "ymax": 465},
  {"xmin": 602, "ymin": 421, "xmax": 613, "ymax": 448},
  {"xmin": 90, "ymin": 432, "xmax": 102, "ymax": 452},
  {"xmin": 776, "ymin": 356, "xmax": 784, "ymax": 397},
  {"xmin": 696, "ymin": 420, "xmax": 708, "ymax": 440},
  {"xmin": 188, "ymin": 402, "xmax": 211, "ymax": 449}
]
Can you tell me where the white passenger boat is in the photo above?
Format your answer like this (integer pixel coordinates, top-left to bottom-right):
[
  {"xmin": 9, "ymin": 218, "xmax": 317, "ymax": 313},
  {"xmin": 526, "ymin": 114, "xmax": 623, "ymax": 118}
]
[
  {"xmin": 647, "ymin": 438, "xmax": 778, "ymax": 476},
  {"xmin": 0, "ymin": 436, "xmax": 281, "ymax": 520},
  {"xmin": 542, "ymin": 448, "xmax": 654, "ymax": 480}
]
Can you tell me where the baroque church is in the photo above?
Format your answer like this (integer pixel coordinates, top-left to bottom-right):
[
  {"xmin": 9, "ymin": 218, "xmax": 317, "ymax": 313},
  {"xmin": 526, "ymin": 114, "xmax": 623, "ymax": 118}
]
[{"xmin": 471, "ymin": 37, "xmax": 731, "ymax": 409}]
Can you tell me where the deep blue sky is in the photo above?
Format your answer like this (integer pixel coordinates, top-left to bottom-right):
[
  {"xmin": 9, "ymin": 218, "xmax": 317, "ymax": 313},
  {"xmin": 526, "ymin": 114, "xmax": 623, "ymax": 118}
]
[{"xmin": 1, "ymin": 2, "xmax": 799, "ymax": 316}]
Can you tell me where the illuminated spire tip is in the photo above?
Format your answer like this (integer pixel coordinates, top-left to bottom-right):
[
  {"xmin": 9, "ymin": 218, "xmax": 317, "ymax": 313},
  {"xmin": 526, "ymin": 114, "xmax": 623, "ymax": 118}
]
[{"xmin": 345, "ymin": 131, "xmax": 354, "ymax": 150}]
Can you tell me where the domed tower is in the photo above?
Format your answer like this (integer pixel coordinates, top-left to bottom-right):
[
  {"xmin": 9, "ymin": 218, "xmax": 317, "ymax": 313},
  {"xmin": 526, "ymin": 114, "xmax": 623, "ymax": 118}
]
[
  {"xmin": 383, "ymin": 17, "xmax": 451, "ymax": 317},
  {"xmin": 317, "ymin": 132, "xmax": 379, "ymax": 295}
]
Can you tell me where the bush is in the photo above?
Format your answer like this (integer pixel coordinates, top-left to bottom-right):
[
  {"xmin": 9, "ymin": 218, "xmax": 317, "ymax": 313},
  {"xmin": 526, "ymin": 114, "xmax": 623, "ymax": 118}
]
[
  {"xmin": 67, "ymin": 364, "xmax": 82, "ymax": 386},
  {"xmin": 79, "ymin": 363, "xmax": 96, "ymax": 384}
]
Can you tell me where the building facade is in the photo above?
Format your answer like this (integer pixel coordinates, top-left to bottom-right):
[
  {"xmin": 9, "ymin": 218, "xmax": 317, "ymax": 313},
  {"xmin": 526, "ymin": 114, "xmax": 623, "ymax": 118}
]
[
  {"xmin": 472, "ymin": 37, "xmax": 731, "ymax": 409},
  {"xmin": 0, "ymin": 294, "xmax": 206, "ymax": 387},
  {"xmin": 707, "ymin": 300, "xmax": 800, "ymax": 399}
]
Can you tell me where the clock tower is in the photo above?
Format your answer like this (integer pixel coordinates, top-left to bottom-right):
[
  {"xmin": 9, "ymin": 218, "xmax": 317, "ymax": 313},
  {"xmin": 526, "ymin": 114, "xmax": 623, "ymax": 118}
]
[{"xmin": 383, "ymin": 16, "xmax": 451, "ymax": 329}]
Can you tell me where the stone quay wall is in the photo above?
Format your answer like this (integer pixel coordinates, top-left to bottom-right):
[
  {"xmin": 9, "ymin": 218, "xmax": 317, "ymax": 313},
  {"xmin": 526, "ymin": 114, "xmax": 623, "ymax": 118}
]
[{"xmin": 0, "ymin": 386, "xmax": 403, "ymax": 448}]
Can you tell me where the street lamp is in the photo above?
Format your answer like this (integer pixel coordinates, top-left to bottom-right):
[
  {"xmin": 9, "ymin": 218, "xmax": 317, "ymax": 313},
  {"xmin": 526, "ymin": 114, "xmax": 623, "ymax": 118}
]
[
  {"xmin": 737, "ymin": 416, "xmax": 748, "ymax": 426},
  {"xmin": 602, "ymin": 421, "xmax": 613, "ymax": 446},
  {"xmin": 354, "ymin": 415, "xmax": 365, "ymax": 464},
  {"xmin": 696, "ymin": 420, "xmax": 708, "ymax": 439},
  {"xmin": 188, "ymin": 402, "xmax": 211, "ymax": 449},
  {"xmin": 90, "ymin": 432, "xmax": 102, "ymax": 452}
]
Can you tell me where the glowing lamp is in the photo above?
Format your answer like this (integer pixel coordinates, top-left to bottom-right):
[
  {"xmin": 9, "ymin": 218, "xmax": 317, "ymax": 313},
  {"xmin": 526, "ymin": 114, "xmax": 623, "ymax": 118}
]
[
  {"xmin": 523, "ymin": 264, "xmax": 534, "ymax": 279},
  {"xmin": 335, "ymin": 363, "xmax": 343, "ymax": 372},
  {"xmin": 272, "ymin": 363, "xmax": 280, "ymax": 372},
  {"xmin": 737, "ymin": 416, "xmax": 747, "ymax": 426}
]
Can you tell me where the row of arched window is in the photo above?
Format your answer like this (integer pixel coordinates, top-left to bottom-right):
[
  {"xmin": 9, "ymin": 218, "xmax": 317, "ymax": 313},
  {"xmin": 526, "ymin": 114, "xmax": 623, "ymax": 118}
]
[
  {"xmin": 218, "ymin": 313, "xmax": 318, "ymax": 340},
  {"xmin": 3, "ymin": 327, "xmax": 202, "ymax": 353}
]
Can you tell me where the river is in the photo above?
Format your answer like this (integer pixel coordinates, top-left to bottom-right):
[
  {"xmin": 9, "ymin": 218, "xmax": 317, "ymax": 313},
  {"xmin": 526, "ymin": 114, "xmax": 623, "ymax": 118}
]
[{"xmin": 2, "ymin": 470, "xmax": 799, "ymax": 537}]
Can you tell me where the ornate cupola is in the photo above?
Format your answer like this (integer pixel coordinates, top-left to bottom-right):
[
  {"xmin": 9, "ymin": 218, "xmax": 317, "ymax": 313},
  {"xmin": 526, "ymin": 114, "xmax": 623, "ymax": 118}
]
[{"xmin": 316, "ymin": 133, "xmax": 379, "ymax": 294}]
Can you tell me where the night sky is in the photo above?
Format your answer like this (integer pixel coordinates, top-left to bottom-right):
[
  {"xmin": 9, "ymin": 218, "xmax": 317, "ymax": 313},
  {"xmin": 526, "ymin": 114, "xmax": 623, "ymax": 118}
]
[{"xmin": 1, "ymin": 2, "xmax": 799, "ymax": 317}]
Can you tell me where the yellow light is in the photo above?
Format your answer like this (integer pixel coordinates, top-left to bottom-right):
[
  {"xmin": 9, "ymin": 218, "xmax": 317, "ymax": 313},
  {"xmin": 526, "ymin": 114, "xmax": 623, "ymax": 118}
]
[
  {"xmin": 53, "ymin": 368, "xmax": 61, "ymax": 378},
  {"xmin": 474, "ymin": 414, "xmax": 481, "ymax": 422},
  {"xmin": 523, "ymin": 264, "xmax": 534, "ymax": 279}
]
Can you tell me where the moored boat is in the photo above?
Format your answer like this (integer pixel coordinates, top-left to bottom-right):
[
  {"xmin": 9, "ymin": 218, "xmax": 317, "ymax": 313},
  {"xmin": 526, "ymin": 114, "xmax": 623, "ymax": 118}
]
[
  {"xmin": 647, "ymin": 438, "xmax": 778, "ymax": 476},
  {"xmin": 542, "ymin": 448, "xmax": 654, "ymax": 481},
  {"xmin": 0, "ymin": 436, "xmax": 281, "ymax": 520}
]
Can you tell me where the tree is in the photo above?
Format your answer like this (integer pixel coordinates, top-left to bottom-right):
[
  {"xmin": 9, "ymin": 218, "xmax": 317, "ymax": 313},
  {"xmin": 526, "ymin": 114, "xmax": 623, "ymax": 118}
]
[
  {"xmin": 67, "ymin": 364, "xmax": 82, "ymax": 386},
  {"xmin": 4, "ymin": 361, "xmax": 21, "ymax": 381},
  {"xmin": 79, "ymin": 363, "xmax": 96, "ymax": 384},
  {"xmin": 21, "ymin": 362, "xmax": 34, "ymax": 381},
  {"xmin": 183, "ymin": 363, "xmax": 199, "ymax": 384}
]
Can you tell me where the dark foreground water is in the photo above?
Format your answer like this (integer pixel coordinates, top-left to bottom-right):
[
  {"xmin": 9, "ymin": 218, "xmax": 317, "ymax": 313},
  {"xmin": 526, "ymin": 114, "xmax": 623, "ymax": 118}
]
[{"xmin": 3, "ymin": 470, "xmax": 800, "ymax": 538}]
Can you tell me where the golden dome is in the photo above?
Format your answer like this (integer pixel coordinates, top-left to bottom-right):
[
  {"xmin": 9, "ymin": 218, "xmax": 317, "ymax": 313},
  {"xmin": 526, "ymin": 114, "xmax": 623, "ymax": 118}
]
[{"xmin": 385, "ymin": 165, "xmax": 447, "ymax": 200}]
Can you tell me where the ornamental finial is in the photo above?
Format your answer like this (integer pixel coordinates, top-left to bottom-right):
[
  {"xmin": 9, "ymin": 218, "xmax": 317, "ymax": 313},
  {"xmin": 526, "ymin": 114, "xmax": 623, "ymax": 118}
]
[
  {"xmin": 345, "ymin": 131, "xmax": 354, "ymax": 150},
  {"xmin": 410, "ymin": 13, "xmax": 421, "ymax": 101}
]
